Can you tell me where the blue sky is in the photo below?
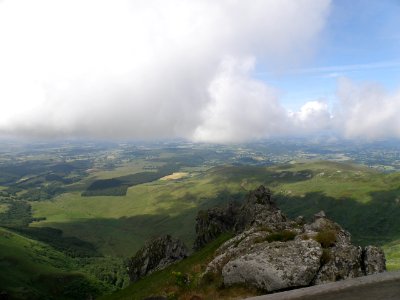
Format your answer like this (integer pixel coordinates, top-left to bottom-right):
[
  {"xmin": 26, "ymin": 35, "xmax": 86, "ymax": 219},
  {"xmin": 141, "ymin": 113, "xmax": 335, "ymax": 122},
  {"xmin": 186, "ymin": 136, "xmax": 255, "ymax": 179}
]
[{"xmin": 258, "ymin": 0, "xmax": 400, "ymax": 111}]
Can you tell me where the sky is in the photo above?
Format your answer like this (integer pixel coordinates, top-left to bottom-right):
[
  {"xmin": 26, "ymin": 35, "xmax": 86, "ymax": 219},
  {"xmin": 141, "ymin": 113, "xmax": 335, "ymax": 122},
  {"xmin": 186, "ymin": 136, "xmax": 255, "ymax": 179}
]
[{"xmin": 0, "ymin": 0, "xmax": 399, "ymax": 142}]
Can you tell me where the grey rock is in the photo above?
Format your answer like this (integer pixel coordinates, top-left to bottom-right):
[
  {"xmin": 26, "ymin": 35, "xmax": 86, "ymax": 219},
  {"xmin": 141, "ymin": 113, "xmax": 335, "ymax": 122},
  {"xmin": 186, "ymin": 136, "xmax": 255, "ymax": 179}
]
[
  {"xmin": 363, "ymin": 246, "xmax": 386, "ymax": 275},
  {"xmin": 201, "ymin": 186, "xmax": 387, "ymax": 292},
  {"xmin": 234, "ymin": 185, "xmax": 283, "ymax": 232},
  {"xmin": 314, "ymin": 210, "xmax": 326, "ymax": 220},
  {"xmin": 127, "ymin": 235, "xmax": 188, "ymax": 282},
  {"xmin": 193, "ymin": 201, "xmax": 240, "ymax": 250},
  {"xmin": 304, "ymin": 216, "xmax": 352, "ymax": 246},
  {"xmin": 205, "ymin": 227, "xmax": 272, "ymax": 274},
  {"xmin": 222, "ymin": 239, "xmax": 323, "ymax": 292},
  {"xmin": 295, "ymin": 215, "xmax": 306, "ymax": 225},
  {"xmin": 314, "ymin": 245, "xmax": 364, "ymax": 284},
  {"xmin": 194, "ymin": 185, "xmax": 282, "ymax": 250}
]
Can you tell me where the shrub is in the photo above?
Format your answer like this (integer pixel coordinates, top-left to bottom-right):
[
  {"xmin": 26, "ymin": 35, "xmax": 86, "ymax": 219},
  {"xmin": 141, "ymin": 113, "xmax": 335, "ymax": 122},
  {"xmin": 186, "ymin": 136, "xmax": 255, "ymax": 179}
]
[
  {"xmin": 321, "ymin": 249, "xmax": 332, "ymax": 265},
  {"xmin": 315, "ymin": 230, "xmax": 337, "ymax": 248},
  {"xmin": 172, "ymin": 271, "xmax": 190, "ymax": 287},
  {"xmin": 265, "ymin": 230, "xmax": 297, "ymax": 243}
]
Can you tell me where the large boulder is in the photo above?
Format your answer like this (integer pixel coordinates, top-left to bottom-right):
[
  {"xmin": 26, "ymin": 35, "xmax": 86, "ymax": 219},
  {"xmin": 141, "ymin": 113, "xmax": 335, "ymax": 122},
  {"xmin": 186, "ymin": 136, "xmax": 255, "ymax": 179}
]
[
  {"xmin": 222, "ymin": 239, "xmax": 322, "ymax": 292},
  {"xmin": 127, "ymin": 235, "xmax": 188, "ymax": 282}
]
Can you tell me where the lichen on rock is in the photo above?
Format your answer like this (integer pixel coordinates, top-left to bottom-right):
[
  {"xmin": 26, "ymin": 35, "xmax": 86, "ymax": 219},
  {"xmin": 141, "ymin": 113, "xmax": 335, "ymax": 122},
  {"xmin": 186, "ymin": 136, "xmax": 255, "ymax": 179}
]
[{"xmin": 127, "ymin": 235, "xmax": 188, "ymax": 282}]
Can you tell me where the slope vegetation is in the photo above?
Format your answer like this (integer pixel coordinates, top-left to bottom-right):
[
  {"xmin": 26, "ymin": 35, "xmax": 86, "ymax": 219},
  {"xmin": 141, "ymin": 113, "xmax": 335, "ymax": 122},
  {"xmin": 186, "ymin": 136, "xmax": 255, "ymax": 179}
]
[
  {"xmin": 0, "ymin": 227, "xmax": 101, "ymax": 299},
  {"xmin": 30, "ymin": 161, "xmax": 400, "ymax": 267}
]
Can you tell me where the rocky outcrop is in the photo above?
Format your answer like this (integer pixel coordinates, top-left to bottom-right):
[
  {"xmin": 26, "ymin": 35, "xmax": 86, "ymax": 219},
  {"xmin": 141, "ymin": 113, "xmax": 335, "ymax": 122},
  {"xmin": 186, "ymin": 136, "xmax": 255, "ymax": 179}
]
[
  {"xmin": 194, "ymin": 201, "xmax": 240, "ymax": 250},
  {"xmin": 234, "ymin": 185, "xmax": 284, "ymax": 232},
  {"xmin": 127, "ymin": 235, "xmax": 188, "ymax": 282},
  {"xmin": 194, "ymin": 185, "xmax": 287, "ymax": 249},
  {"xmin": 203, "ymin": 186, "xmax": 386, "ymax": 293}
]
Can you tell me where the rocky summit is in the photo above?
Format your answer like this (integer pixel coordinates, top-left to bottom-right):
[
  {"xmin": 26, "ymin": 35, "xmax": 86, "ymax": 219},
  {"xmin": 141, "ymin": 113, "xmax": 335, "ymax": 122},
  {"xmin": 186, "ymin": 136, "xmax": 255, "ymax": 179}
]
[
  {"xmin": 127, "ymin": 235, "xmax": 188, "ymax": 282},
  {"xmin": 200, "ymin": 185, "xmax": 386, "ymax": 293}
]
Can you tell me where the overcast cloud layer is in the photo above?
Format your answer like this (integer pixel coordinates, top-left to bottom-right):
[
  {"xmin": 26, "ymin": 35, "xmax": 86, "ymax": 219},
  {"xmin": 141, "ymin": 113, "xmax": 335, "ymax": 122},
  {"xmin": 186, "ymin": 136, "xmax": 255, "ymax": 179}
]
[{"xmin": 0, "ymin": 0, "xmax": 398, "ymax": 142}]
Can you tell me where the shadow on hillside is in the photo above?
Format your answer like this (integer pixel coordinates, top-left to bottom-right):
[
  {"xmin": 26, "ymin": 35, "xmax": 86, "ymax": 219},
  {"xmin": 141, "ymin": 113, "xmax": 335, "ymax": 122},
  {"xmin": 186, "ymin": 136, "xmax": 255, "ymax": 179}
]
[
  {"xmin": 30, "ymin": 187, "xmax": 400, "ymax": 258},
  {"xmin": 35, "ymin": 191, "xmax": 248, "ymax": 257},
  {"xmin": 43, "ymin": 213, "xmax": 199, "ymax": 257},
  {"xmin": 276, "ymin": 188, "xmax": 400, "ymax": 246}
]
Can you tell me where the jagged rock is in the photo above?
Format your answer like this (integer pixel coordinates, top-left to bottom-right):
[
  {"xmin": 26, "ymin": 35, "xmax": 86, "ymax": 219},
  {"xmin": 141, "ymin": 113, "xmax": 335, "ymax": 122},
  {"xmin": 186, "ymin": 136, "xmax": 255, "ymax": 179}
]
[
  {"xmin": 234, "ymin": 185, "xmax": 282, "ymax": 232},
  {"xmin": 127, "ymin": 235, "xmax": 188, "ymax": 282},
  {"xmin": 313, "ymin": 245, "xmax": 364, "ymax": 284},
  {"xmin": 314, "ymin": 210, "xmax": 326, "ymax": 220},
  {"xmin": 222, "ymin": 239, "xmax": 323, "ymax": 291},
  {"xmin": 193, "ymin": 201, "xmax": 240, "ymax": 250},
  {"xmin": 295, "ymin": 215, "xmax": 306, "ymax": 225},
  {"xmin": 202, "ymin": 186, "xmax": 387, "ymax": 292},
  {"xmin": 363, "ymin": 246, "xmax": 386, "ymax": 275},
  {"xmin": 194, "ymin": 185, "xmax": 286, "ymax": 249}
]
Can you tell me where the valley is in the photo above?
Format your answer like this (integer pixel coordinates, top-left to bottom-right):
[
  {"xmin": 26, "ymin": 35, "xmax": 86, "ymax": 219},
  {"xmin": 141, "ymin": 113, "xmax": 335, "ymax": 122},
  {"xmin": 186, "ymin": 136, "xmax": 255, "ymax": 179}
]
[{"xmin": 1, "ymin": 139, "xmax": 400, "ymax": 299}]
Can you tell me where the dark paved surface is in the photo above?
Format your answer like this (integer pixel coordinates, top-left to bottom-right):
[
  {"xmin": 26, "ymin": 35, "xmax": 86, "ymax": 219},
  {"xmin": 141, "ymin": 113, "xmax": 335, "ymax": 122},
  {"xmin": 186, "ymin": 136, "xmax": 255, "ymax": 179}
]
[{"xmin": 246, "ymin": 271, "xmax": 400, "ymax": 300}]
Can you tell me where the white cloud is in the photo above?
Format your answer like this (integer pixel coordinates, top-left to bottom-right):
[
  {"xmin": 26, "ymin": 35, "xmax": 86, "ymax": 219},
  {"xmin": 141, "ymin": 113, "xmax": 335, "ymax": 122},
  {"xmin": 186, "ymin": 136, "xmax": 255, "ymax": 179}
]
[
  {"xmin": 289, "ymin": 100, "xmax": 332, "ymax": 133},
  {"xmin": 193, "ymin": 57, "xmax": 286, "ymax": 143},
  {"xmin": 0, "ymin": 0, "xmax": 331, "ymax": 141},
  {"xmin": 335, "ymin": 78, "xmax": 400, "ymax": 139}
]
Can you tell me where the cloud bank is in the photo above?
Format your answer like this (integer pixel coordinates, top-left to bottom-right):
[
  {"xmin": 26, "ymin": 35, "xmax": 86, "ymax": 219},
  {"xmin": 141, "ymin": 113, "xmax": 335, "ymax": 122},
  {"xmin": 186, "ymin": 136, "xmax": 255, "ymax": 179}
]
[
  {"xmin": 336, "ymin": 78, "xmax": 400, "ymax": 139},
  {"xmin": 2, "ymin": 0, "xmax": 399, "ymax": 142},
  {"xmin": 0, "ymin": 0, "xmax": 333, "ymax": 141}
]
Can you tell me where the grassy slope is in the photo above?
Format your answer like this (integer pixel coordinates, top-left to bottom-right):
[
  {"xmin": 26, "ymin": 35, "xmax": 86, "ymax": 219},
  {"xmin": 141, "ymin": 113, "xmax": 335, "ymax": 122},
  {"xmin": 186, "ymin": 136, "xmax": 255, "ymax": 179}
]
[
  {"xmin": 31, "ymin": 170, "xmax": 252, "ymax": 256},
  {"xmin": 0, "ymin": 227, "xmax": 100, "ymax": 299},
  {"xmin": 31, "ymin": 161, "xmax": 400, "ymax": 268},
  {"xmin": 101, "ymin": 233, "xmax": 260, "ymax": 300}
]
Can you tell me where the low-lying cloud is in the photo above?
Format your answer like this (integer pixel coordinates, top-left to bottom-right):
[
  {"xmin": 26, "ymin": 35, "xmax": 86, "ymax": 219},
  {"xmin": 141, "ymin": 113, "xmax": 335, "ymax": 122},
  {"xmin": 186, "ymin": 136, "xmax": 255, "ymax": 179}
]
[
  {"xmin": 336, "ymin": 78, "xmax": 400, "ymax": 140},
  {"xmin": 0, "ymin": 0, "xmax": 332, "ymax": 141},
  {"xmin": 2, "ymin": 1, "xmax": 399, "ymax": 142}
]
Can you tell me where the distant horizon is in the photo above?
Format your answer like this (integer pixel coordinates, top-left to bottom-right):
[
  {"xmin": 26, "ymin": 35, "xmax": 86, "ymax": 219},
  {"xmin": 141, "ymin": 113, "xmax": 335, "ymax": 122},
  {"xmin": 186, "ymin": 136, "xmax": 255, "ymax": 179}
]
[{"xmin": 1, "ymin": 135, "xmax": 400, "ymax": 146}]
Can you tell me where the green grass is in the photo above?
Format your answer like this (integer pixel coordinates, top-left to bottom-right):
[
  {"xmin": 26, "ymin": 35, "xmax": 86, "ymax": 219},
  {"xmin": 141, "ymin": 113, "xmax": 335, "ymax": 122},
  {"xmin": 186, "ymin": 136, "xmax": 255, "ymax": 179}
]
[
  {"xmin": 383, "ymin": 241, "xmax": 400, "ymax": 271},
  {"xmin": 101, "ymin": 233, "xmax": 260, "ymax": 300},
  {"xmin": 0, "ymin": 227, "xmax": 101, "ymax": 299},
  {"xmin": 31, "ymin": 170, "xmax": 251, "ymax": 256},
  {"xmin": 31, "ymin": 161, "xmax": 400, "ymax": 268},
  {"xmin": 0, "ymin": 203, "xmax": 9, "ymax": 213}
]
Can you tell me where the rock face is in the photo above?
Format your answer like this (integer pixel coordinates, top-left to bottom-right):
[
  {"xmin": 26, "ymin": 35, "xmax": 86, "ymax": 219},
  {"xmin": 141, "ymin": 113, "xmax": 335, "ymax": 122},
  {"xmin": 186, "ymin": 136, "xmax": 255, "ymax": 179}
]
[
  {"xmin": 194, "ymin": 185, "xmax": 286, "ymax": 249},
  {"xmin": 203, "ymin": 186, "xmax": 386, "ymax": 293},
  {"xmin": 222, "ymin": 239, "xmax": 322, "ymax": 291},
  {"xmin": 363, "ymin": 246, "xmax": 386, "ymax": 275},
  {"xmin": 194, "ymin": 201, "xmax": 240, "ymax": 250},
  {"xmin": 313, "ymin": 245, "xmax": 364, "ymax": 284},
  {"xmin": 127, "ymin": 235, "xmax": 188, "ymax": 282},
  {"xmin": 233, "ymin": 185, "xmax": 280, "ymax": 232}
]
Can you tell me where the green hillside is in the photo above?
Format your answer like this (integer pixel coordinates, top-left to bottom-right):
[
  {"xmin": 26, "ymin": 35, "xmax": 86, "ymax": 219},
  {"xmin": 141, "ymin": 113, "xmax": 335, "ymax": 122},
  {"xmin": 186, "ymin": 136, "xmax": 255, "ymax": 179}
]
[
  {"xmin": 30, "ymin": 161, "xmax": 400, "ymax": 270},
  {"xmin": 0, "ymin": 227, "xmax": 102, "ymax": 299},
  {"xmin": 100, "ymin": 233, "xmax": 261, "ymax": 300}
]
